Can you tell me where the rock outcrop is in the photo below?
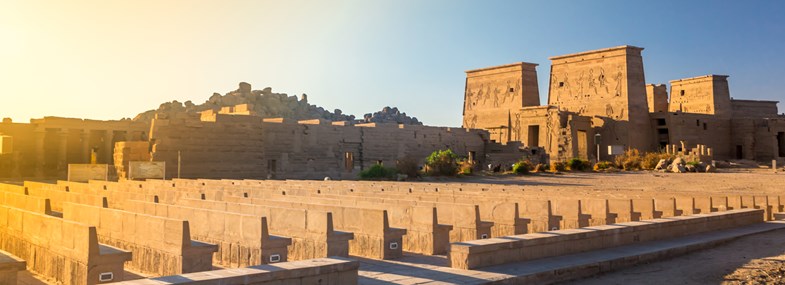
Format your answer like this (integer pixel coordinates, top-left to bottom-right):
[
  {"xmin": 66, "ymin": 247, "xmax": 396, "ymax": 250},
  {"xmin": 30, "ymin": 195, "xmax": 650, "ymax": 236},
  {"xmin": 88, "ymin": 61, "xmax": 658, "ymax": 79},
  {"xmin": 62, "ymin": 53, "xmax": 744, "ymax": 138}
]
[
  {"xmin": 134, "ymin": 83, "xmax": 422, "ymax": 125},
  {"xmin": 362, "ymin": 106, "xmax": 421, "ymax": 125}
]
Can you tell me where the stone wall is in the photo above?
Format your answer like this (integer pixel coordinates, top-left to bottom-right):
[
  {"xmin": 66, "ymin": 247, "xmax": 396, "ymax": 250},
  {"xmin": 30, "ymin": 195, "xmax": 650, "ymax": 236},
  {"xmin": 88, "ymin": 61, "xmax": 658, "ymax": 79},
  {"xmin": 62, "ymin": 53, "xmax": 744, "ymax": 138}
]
[
  {"xmin": 462, "ymin": 62, "xmax": 540, "ymax": 143},
  {"xmin": 731, "ymin": 99, "xmax": 780, "ymax": 118},
  {"xmin": 646, "ymin": 84, "xmax": 668, "ymax": 113},
  {"xmin": 142, "ymin": 113, "xmax": 491, "ymax": 180},
  {"xmin": 0, "ymin": 117, "xmax": 147, "ymax": 179},
  {"xmin": 669, "ymin": 75, "xmax": 732, "ymax": 118},
  {"xmin": 548, "ymin": 45, "xmax": 654, "ymax": 153},
  {"xmin": 149, "ymin": 114, "xmax": 265, "ymax": 179}
]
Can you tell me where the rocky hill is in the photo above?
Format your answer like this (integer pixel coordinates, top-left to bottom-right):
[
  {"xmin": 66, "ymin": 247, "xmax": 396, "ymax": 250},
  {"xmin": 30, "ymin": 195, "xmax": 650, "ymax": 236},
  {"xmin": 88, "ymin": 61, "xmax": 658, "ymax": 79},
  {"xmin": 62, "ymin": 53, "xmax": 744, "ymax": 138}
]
[{"xmin": 133, "ymin": 82, "xmax": 422, "ymax": 125}]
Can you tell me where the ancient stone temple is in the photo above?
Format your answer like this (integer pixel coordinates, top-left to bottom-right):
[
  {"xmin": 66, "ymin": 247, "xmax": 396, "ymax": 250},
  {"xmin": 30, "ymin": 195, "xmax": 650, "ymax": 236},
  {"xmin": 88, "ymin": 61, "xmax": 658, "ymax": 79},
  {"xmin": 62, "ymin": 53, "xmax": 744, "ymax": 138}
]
[{"xmin": 464, "ymin": 45, "xmax": 785, "ymax": 162}]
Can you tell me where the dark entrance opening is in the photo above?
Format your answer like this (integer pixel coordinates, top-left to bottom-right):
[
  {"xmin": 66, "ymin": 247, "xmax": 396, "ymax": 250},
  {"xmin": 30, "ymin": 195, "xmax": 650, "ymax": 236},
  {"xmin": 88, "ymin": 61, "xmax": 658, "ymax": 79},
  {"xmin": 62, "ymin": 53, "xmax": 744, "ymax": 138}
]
[
  {"xmin": 528, "ymin": 125, "xmax": 540, "ymax": 147},
  {"xmin": 778, "ymin": 132, "xmax": 785, "ymax": 157},
  {"xmin": 736, "ymin": 145, "xmax": 744, "ymax": 160}
]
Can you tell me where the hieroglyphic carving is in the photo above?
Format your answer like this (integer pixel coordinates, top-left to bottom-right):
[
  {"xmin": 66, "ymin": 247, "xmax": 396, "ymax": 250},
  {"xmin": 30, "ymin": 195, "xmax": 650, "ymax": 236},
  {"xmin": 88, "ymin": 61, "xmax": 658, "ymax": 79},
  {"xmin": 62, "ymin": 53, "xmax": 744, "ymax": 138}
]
[
  {"xmin": 551, "ymin": 63, "xmax": 627, "ymax": 120},
  {"xmin": 513, "ymin": 113, "xmax": 522, "ymax": 141}
]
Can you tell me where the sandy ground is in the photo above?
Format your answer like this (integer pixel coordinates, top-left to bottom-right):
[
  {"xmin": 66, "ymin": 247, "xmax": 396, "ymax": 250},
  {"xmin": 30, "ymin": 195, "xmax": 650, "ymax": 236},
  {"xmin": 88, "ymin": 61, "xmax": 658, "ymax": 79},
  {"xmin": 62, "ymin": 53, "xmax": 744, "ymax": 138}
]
[{"xmin": 454, "ymin": 168, "xmax": 785, "ymax": 198}]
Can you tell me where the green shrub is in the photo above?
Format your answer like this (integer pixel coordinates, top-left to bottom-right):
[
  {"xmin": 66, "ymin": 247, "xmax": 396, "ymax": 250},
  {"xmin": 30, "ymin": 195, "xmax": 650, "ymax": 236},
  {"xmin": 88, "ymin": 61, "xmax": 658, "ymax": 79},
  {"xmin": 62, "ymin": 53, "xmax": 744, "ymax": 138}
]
[
  {"xmin": 359, "ymin": 164, "xmax": 397, "ymax": 180},
  {"xmin": 566, "ymin": 158, "xmax": 589, "ymax": 171},
  {"xmin": 593, "ymin": 161, "xmax": 614, "ymax": 171},
  {"xmin": 425, "ymin": 149, "xmax": 459, "ymax": 176},
  {"xmin": 512, "ymin": 160, "xmax": 532, "ymax": 175},
  {"xmin": 686, "ymin": 161, "xmax": 700, "ymax": 166},
  {"xmin": 550, "ymin": 161, "xmax": 566, "ymax": 172}
]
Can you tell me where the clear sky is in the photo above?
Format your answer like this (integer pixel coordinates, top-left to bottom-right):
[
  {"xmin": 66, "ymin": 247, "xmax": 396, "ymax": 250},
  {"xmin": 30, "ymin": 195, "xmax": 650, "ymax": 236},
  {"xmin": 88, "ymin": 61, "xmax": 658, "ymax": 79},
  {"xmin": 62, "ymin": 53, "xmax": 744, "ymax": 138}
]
[{"xmin": 1, "ymin": 0, "xmax": 784, "ymax": 127}]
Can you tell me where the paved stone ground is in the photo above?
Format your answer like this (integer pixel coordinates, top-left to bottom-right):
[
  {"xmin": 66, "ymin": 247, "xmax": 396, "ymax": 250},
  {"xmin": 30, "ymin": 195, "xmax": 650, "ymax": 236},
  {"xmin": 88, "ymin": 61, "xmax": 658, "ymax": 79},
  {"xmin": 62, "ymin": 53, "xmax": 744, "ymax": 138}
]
[
  {"xmin": 563, "ymin": 226, "xmax": 785, "ymax": 285},
  {"xmin": 18, "ymin": 267, "xmax": 152, "ymax": 284},
  {"xmin": 357, "ymin": 222, "xmax": 785, "ymax": 285}
]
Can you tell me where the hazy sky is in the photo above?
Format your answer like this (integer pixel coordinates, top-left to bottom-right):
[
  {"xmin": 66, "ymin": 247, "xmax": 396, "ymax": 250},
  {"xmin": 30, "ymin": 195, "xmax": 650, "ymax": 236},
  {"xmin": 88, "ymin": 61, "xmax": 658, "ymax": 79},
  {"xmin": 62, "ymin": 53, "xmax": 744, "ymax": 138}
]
[{"xmin": 1, "ymin": 0, "xmax": 784, "ymax": 127}]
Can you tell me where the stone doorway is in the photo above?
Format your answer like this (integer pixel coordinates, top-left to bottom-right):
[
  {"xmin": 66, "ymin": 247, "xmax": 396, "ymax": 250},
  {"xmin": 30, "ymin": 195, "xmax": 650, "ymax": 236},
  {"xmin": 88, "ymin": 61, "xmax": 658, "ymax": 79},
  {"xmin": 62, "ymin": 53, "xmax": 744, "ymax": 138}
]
[
  {"xmin": 577, "ymin": 131, "xmax": 588, "ymax": 160},
  {"xmin": 527, "ymin": 125, "xmax": 540, "ymax": 147}
]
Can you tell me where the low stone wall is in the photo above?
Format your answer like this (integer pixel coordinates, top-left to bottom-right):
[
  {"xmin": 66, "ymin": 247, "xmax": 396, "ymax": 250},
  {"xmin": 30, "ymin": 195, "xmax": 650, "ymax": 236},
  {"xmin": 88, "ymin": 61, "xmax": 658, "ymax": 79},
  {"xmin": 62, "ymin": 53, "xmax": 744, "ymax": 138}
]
[
  {"xmin": 62, "ymin": 202, "xmax": 217, "ymax": 276},
  {"xmin": 113, "ymin": 257, "xmax": 359, "ymax": 285},
  {"xmin": 0, "ymin": 205, "xmax": 132, "ymax": 285},
  {"xmin": 449, "ymin": 208, "xmax": 764, "ymax": 270},
  {"xmin": 123, "ymin": 200, "xmax": 291, "ymax": 268}
]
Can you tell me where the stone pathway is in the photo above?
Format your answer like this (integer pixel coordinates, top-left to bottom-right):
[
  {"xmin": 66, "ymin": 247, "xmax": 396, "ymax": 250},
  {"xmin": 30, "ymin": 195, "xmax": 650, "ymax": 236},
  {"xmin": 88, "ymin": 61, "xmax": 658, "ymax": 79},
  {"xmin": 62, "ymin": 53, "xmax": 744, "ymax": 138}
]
[{"xmin": 357, "ymin": 221, "xmax": 785, "ymax": 284}]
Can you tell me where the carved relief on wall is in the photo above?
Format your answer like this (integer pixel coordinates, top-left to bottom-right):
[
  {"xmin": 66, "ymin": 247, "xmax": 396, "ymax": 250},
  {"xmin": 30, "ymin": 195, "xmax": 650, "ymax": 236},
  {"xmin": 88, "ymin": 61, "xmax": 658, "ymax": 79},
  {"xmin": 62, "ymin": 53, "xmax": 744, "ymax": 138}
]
[
  {"xmin": 513, "ymin": 113, "xmax": 522, "ymax": 141},
  {"xmin": 462, "ymin": 114, "xmax": 477, "ymax": 129},
  {"xmin": 465, "ymin": 77, "xmax": 522, "ymax": 111},
  {"xmin": 552, "ymin": 64, "xmax": 624, "ymax": 106}
]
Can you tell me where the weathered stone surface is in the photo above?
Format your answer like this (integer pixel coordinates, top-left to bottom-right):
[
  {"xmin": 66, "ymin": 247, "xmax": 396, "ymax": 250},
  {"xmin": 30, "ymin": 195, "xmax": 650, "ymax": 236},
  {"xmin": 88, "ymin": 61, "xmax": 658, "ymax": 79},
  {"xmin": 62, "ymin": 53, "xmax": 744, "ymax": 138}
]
[
  {"xmin": 655, "ymin": 159, "xmax": 668, "ymax": 170},
  {"xmin": 675, "ymin": 164, "xmax": 687, "ymax": 173}
]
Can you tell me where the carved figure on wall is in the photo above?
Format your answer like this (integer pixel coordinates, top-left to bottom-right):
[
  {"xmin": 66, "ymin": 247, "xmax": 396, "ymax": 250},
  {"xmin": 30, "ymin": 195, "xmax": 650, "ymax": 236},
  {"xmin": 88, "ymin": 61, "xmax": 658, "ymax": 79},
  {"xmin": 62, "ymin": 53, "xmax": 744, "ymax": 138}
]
[
  {"xmin": 514, "ymin": 113, "xmax": 521, "ymax": 141},
  {"xmin": 605, "ymin": 103, "xmax": 614, "ymax": 117},
  {"xmin": 492, "ymin": 87, "xmax": 501, "ymax": 107},
  {"xmin": 560, "ymin": 73, "xmax": 571, "ymax": 102},
  {"xmin": 463, "ymin": 114, "xmax": 477, "ymax": 129},
  {"xmin": 465, "ymin": 90, "xmax": 474, "ymax": 111},
  {"xmin": 598, "ymin": 67, "xmax": 609, "ymax": 97},
  {"xmin": 575, "ymin": 71, "xmax": 584, "ymax": 99},
  {"xmin": 613, "ymin": 65, "xmax": 623, "ymax": 97},
  {"xmin": 587, "ymin": 68, "xmax": 597, "ymax": 96},
  {"xmin": 478, "ymin": 85, "xmax": 488, "ymax": 107},
  {"xmin": 545, "ymin": 111, "xmax": 554, "ymax": 150}
]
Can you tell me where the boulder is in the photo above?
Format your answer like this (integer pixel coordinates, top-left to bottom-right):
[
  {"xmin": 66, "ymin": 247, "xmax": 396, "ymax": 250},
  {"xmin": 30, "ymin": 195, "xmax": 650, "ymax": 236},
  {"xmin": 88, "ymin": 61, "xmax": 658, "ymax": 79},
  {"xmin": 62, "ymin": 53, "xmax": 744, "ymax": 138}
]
[
  {"xmin": 672, "ymin": 157, "xmax": 685, "ymax": 166},
  {"xmin": 655, "ymin": 159, "xmax": 668, "ymax": 170},
  {"xmin": 685, "ymin": 164, "xmax": 696, "ymax": 172},
  {"xmin": 675, "ymin": 164, "xmax": 687, "ymax": 173},
  {"xmin": 705, "ymin": 165, "xmax": 716, "ymax": 173}
]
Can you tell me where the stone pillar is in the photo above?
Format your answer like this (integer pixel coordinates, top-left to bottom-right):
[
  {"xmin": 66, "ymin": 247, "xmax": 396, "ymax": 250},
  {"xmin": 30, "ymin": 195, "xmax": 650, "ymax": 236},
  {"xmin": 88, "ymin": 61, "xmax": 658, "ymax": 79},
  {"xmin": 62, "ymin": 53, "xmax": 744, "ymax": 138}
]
[
  {"xmin": 34, "ymin": 129, "xmax": 46, "ymax": 177},
  {"xmin": 57, "ymin": 129, "xmax": 68, "ymax": 173},
  {"xmin": 81, "ymin": 130, "xmax": 91, "ymax": 163},
  {"xmin": 700, "ymin": 145, "xmax": 706, "ymax": 156},
  {"xmin": 104, "ymin": 130, "xmax": 114, "ymax": 165}
]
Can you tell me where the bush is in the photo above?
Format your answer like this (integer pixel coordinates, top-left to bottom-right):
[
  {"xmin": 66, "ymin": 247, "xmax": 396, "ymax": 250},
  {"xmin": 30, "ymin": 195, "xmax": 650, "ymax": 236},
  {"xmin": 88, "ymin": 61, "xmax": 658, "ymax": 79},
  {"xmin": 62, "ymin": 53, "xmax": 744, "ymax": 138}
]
[
  {"xmin": 566, "ymin": 158, "xmax": 589, "ymax": 171},
  {"xmin": 458, "ymin": 159, "xmax": 475, "ymax": 175},
  {"xmin": 641, "ymin": 152, "xmax": 673, "ymax": 170},
  {"xmin": 396, "ymin": 157, "xmax": 420, "ymax": 178},
  {"xmin": 593, "ymin": 161, "xmax": 614, "ymax": 171},
  {"xmin": 512, "ymin": 160, "xmax": 532, "ymax": 175},
  {"xmin": 359, "ymin": 164, "xmax": 397, "ymax": 180},
  {"xmin": 615, "ymin": 149, "xmax": 642, "ymax": 171},
  {"xmin": 686, "ymin": 161, "xmax": 701, "ymax": 167},
  {"xmin": 550, "ymin": 161, "xmax": 566, "ymax": 172},
  {"xmin": 425, "ymin": 149, "xmax": 459, "ymax": 176}
]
